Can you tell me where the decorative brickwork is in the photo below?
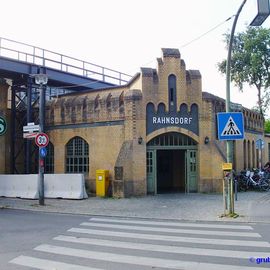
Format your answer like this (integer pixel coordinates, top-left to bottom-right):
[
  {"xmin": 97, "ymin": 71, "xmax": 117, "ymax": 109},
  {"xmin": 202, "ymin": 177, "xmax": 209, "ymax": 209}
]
[{"xmin": 1, "ymin": 49, "xmax": 270, "ymax": 197}]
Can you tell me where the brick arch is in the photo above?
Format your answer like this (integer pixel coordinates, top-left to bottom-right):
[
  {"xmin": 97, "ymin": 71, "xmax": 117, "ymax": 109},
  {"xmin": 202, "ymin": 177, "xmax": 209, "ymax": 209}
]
[
  {"xmin": 146, "ymin": 127, "xmax": 199, "ymax": 144},
  {"xmin": 63, "ymin": 134, "xmax": 89, "ymax": 146},
  {"xmin": 146, "ymin": 102, "xmax": 156, "ymax": 112},
  {"xmin": 157, "ymin": 102, "xmax": 166, "ymax": 113}
]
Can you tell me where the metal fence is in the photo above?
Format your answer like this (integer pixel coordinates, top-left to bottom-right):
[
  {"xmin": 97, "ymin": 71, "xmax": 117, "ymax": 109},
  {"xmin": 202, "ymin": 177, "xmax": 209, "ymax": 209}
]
[{"xmin": 0, "ymin": 37, "xmax": 132, "ymax": 85}]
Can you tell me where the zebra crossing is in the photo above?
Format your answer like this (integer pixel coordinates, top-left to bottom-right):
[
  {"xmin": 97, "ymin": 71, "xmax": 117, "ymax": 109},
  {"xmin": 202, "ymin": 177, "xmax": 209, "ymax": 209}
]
[{"xmin": 10, "ymin": 217, "xmax": 270, "ymax": 269}]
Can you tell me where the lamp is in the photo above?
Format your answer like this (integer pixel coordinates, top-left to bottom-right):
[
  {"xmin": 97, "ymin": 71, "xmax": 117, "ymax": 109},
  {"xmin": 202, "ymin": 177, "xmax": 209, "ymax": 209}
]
[
  {"xmin": 138, "ymin": 136, "xmax": 143, "ymax": 145},
  {"xmin": 204, "ymin": 136, "xmax": 210, "ymax": 144}
]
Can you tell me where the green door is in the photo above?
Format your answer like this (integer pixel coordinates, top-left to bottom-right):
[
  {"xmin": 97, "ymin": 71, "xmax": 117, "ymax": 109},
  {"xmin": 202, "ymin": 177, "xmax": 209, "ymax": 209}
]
[
  {"xmin": 186, "ymin": 150, "xmax": 198, "ymax": 193},
  {"xmin": 147, "ymin": 150, "xmax": 156, "ymax": 194}
]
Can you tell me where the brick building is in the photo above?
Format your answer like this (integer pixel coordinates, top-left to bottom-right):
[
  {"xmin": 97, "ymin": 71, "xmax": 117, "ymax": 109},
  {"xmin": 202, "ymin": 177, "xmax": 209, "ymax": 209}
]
[{"xmin": 0, "ymin": 48, "xmax": 269, "ymax": 197}]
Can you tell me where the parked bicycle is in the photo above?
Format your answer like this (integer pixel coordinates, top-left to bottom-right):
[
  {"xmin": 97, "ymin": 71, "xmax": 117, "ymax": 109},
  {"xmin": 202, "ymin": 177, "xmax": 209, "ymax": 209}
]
[{"xmin": 234, "ymin": 169, "xmax": 270, "ymax": 192}]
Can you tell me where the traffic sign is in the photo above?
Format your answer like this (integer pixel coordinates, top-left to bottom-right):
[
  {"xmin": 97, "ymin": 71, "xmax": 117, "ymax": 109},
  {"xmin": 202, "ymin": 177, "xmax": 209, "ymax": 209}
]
[
  {"xmin": 39, "ymin": 147, "xmax": 47, "ymax": 158},
  {"xmin": 23, "ymin": 133, "xmax": 38, "ymax": 139},
  {"xmin": 256, "ymin": 138, "xmax": 265, "ymax": 149},
  {"xmin": 0, "ymin": 116, "xmax": 7, "ymax": 136},
  {"xmin": 35, "ymin": 133, "xmax": 49, "ymax": 147},
  {"xmin": 23, "ymin": 123, "xmax": 40, "ymax": 133},
  {"xmin": 217, "ymin": 112, "xmax": 244, "ymax": 140}
]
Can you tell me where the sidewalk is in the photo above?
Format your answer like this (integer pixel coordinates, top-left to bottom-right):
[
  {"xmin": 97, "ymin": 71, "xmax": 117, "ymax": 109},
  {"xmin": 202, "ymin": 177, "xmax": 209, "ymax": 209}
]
[{"xmin": 1, "ymin": 191, "xmax": 270, "ymax": 223}]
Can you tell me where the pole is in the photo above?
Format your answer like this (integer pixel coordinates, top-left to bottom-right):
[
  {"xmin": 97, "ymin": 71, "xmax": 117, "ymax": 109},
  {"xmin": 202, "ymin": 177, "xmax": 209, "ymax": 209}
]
[
  {"xmin": 225, "ymin": 0, "xmax": 247, "ymax": 215},
  {"xmin": 26, "ymin": 76, "xmax": 32, "ymax": 174},
  {"xmin": 38, "ymin": 83, "xmax": 45, "ymax": 205},
  {"xmin": 259, "ymin": 142, "xmax": 262, "ymax": 171}
]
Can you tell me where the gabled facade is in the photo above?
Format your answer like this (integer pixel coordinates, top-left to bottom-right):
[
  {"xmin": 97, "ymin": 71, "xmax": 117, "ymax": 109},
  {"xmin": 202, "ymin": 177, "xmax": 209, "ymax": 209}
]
[{"xmin": 0, "ymin": 48, "xmax": 269, "ymax": 197}]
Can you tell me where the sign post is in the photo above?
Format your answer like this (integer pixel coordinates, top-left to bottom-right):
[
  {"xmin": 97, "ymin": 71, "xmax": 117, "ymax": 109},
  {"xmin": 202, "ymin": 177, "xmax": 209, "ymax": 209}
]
[
  {"xmin": 217, "ymin": 112, "xmax": 244, "ymax": 216},
  {"xmin": 23, "ymin": 123, "xmax": 40, "ymax": 139},
  {"xmin": 256, "ymin": 137, "xmax": 264, "ymax": 170},
  {"xmin": 35, "ymin": 73, "xmax": 48, "ymax": 206},
  {"xmin": 35, "ymin": 132, "xmax": 49, "ymax": 206},
  {"xmin": 223, "ymin": 0, "xmax": 269, "ymax": 217}
]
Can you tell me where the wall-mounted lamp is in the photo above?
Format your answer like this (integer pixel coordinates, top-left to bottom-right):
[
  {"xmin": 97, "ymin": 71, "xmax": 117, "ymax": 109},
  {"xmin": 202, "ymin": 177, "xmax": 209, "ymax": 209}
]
[
  {"xmin": 138, "ymin": 136, "xmax": 143, "ymax": 145},
  {"xmin": 204, "ymin": 136, "xmax": 210, "ymax": 144}
]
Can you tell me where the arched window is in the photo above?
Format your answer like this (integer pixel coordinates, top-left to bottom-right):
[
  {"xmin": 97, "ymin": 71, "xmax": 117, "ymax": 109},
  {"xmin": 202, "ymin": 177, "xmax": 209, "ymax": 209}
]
[
  {"xmin": 94, "ymin": 94, "xmax": 100, "ymax": 110},
  {"xmin": 106, "ymin": 93, "xmax": 112, "ymax": 109},
  {"xmin": 243, "ymin": 140, "xmax": 247, "ymax": 169},
  {"xmin": 45, "ymin": 142, "xmax": 54, "ymax": 173},
  {"xmin": 252, "ymin": 141, "xmax": 255, "ymax": 168},
  {"xmin": 66, "ymin": 137, "xmax": 89, "ymax": 173},
  {"xmin": 256, "ymin": 148, "xmax": 259, "ymax": 168},
  {"xmin": 146, "ymin": 102, "xmax": 155, "ymax": 114},
  {"xmin": 147, "ymin": 132, "xmax": 197, "ymax": 147},
  {"xmin": 119, "ymin": 91, "xmax": 124, "ymax": 107},
  {"xmin": 82, "ymin": 97, "xmax": 87, "ymax": 121},
  {"xmin": 168, "ymin": 74, "xmax": 177, "ymax": 112},
  {"xmin": 157, "ymin": 103, "xmax": 166, "ymax": 113},
  {"xmin": 179, "ymin": 103, "xmax": 188, "ymax": 113},
  {"xmin": 248, "ymin": 140, "xmax": 251, "ymax": 169}
]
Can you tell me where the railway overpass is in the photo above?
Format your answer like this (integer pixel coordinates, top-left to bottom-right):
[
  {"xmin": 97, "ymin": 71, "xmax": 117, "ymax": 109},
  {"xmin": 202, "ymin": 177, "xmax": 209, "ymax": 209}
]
[{"xmin": 0, "ymin": 37, "xmax": 132, "ymax": 173}]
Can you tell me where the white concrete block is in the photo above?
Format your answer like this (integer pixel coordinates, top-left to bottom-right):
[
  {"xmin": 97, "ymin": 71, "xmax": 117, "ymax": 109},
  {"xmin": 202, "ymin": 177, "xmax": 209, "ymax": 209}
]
[
  {"xmin": 0, "ymin": 174, "xmax": 39, "ymax": 199},
  {"xmin": 0, "ymin": 174, "xmax": 88, "ymax": 199},
  {"xmin": 44, "ymin": 174, "xmax": 88, "ymax": 199}
]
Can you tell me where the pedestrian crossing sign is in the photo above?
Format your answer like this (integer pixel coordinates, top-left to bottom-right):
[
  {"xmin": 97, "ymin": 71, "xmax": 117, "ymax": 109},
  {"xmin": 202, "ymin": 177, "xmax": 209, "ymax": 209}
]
[{"xmin": 217, "ymin": 112, "xmax": 244, "ymax": 140}]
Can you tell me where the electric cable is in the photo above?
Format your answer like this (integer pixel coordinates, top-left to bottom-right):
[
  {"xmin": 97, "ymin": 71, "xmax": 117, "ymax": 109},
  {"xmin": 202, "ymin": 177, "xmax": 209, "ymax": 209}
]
[{"xmin": 47, "ymin": 15, "xmax": 234, "ymax": 91}]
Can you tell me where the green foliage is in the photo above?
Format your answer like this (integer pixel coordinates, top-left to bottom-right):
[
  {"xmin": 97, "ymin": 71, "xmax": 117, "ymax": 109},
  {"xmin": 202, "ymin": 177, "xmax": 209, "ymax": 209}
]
[
  {"xmin": 218, "ymin": 27, "xmax": 270, "ymax": 114},
  {"xmin": 265, "ymin": 119, "xmax": 270, "ymax": 133}
]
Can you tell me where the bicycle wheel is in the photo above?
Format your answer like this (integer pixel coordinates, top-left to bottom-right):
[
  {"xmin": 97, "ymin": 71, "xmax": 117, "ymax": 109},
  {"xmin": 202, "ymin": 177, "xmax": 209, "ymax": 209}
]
[
  {"xmin": 259, "ymin": 181, "xmax": 270, "ymax": 191},
  {"xmin": 238, "ymin": 177, "xmax": 248, "ymax": 191}
]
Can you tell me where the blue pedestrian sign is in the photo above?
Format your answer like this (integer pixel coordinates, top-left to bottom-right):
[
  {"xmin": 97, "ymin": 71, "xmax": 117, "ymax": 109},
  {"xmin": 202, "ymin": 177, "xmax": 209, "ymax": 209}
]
[
  {"xmin": 39, "ymin": 147, "xmax": 47, "ymax": 158},
  {"xmin": 217, "ymin": 112, "xmax": 244, "ymax": 140}
]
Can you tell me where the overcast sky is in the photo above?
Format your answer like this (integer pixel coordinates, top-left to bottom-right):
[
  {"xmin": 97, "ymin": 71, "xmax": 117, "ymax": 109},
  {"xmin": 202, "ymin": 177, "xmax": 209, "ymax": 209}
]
[{"xmin": 1, "ymin": 0, "xmax": 269, "ymax": 116}]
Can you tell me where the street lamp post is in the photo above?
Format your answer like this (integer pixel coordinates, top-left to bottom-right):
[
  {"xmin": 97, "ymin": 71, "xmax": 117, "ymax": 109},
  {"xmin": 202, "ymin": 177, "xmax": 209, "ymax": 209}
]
[
  {"xmin": 225, "ymin": 0, "xmax": 247, "ymax": 215},
  {"xmin": 34, "ymin": 73, "xmax": 48, "ymax": 206},
  {"xmin": 225, "ymin": 0, "xmax": 270, "ymax": 215}
]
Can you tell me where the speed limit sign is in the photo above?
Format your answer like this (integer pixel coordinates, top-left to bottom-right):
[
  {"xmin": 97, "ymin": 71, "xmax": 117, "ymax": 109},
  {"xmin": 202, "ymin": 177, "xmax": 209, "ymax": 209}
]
[{"xmin": 35, "ymin": 133, "xmax": 49, "ymax": 147}]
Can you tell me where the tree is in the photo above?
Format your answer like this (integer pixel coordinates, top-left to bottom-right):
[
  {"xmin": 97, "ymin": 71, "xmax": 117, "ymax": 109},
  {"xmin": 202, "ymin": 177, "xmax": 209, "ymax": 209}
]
[
  {"xmin": 218, "ymin": 27, "xmax": 270, "ymax": 115},
  {"xmin": 265, "ymin": 119, "xmax": 270, "ymax": 133}
]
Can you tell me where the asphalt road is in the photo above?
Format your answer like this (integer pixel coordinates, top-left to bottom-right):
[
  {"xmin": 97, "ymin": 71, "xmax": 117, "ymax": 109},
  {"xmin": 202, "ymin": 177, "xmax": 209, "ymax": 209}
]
[
  {"xmin": 1, "ymin": 209, "xmax": 270, "ymax": 270},
  {"xmin": 0, "ymin": 209, "xmax": 87, "ymax": 269}
]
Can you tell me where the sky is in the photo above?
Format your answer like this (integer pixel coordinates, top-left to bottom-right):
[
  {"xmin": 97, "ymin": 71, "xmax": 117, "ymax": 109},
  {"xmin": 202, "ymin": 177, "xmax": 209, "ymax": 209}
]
[{"xmin": 0, "ymin": 0, "xmax": 269, "ymax": 116}]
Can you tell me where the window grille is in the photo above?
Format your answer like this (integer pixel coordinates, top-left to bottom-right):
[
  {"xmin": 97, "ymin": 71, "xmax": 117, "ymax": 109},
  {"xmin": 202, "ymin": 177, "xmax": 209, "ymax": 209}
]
[
  {"xmin": 147, "ymin": 132, "xmax": 196, "ymax": 147},
  {"xmin": 45, "ymin": 142, "xmax": 54, "ymax": 173},
  {"xmin": 66, "ymin": 137, "xmax": 89, "ymax": 173}
]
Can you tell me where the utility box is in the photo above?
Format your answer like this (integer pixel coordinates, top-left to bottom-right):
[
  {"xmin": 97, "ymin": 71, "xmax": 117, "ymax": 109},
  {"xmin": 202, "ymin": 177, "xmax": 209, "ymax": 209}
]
[{"xmin": 96, "ymin": 170, "xmax": 109, "ymax": 197}]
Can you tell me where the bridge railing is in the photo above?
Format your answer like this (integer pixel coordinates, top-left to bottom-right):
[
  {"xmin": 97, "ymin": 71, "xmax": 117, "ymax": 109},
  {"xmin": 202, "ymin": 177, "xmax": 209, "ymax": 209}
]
[{"xmin": 0, "ymin": 37, "xmax": 132, "ymax": 86}]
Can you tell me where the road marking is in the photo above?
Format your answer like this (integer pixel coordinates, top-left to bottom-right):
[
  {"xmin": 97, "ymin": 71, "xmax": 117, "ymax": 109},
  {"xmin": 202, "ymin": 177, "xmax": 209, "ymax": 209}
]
[
  {"xmin": 89, "ymin": 217, "xmax": 253, "ymax": 230},
  {"xmin": 54, "ymin": 234, "xmax": 270, "ymax": 259},
  {"xmin": 10, "ymin": 255, "xmax": 102, "ymax": 270},
  {"xmin": 35, "ymin": 244, "xmax": 268, "ymax": 270},
  {"xmin": 68, "ymin": 227, "xmax": 270, "ymax": 247},
  {"xmin": 80, "ymin": 222, "xmax": 260, "ymax": 238}
]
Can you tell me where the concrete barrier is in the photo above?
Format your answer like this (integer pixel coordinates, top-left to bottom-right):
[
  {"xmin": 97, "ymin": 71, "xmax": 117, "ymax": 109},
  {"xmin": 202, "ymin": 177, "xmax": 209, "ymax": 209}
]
[
  {"xmin": 0, "ymin": 174, "xmax": 39, "ymax": 199},
  {"xmin": 0, "ymin": 174, "xmax": 88, "ymax": 199},
  {"xmin": 44, "ymin": 174, "xmax": 88, "ymax": 199}
]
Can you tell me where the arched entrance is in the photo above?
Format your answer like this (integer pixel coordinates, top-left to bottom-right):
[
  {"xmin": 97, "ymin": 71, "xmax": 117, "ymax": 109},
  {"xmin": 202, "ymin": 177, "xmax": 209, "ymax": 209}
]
[{"xmin": 147, "ymin": 132, "xmax": 198, "ymax": 194}]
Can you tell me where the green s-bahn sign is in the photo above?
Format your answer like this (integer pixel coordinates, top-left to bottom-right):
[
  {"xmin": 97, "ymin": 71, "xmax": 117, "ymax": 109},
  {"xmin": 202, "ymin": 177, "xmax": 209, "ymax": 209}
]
[{"xmin": 0, "ymin": 116, "xmax": 7, "ymax": 135}]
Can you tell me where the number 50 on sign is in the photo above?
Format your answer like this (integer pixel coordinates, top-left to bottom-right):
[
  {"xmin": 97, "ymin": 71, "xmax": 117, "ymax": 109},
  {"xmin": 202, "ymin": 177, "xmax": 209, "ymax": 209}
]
[{"xmin": 35, "ymin": 133, "xmax": 49, "ymax": 147}]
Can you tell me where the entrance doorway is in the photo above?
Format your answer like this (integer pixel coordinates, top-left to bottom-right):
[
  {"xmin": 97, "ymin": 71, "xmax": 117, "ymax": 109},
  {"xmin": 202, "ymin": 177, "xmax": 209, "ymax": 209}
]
[
  {"xmin": 147, "ymin": 132, "xmax": 198, "ymax": 194},
  {"xmin": 157, "ymin": 150, "xmax": 185, "ymax": 193}
]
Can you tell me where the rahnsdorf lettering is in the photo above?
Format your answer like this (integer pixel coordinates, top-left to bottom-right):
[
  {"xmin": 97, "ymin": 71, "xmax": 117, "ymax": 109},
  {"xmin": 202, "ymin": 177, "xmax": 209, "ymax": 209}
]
[{"xmin": 152, "ymin": 116, "xmax": 192, "ymax": 125}]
